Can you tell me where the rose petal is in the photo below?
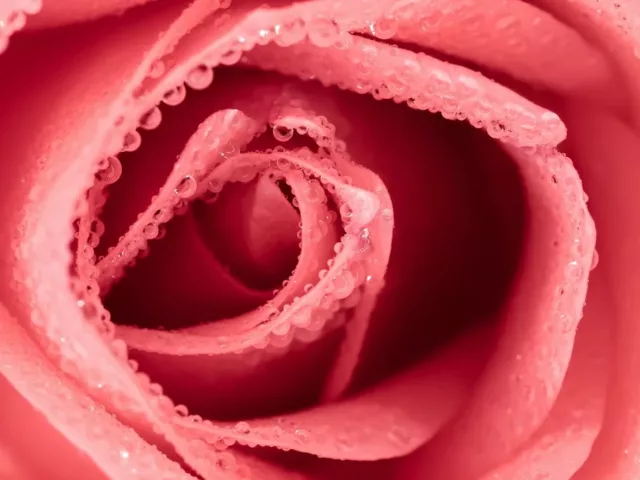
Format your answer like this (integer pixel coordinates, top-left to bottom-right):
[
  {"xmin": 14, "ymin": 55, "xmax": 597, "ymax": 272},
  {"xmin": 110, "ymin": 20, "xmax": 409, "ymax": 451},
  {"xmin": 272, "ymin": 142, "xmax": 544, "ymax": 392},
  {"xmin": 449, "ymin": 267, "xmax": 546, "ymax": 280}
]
[
  {"xmin": 24, "ymin": 0, "xmax": 164, "ymax": 30},
  {"xmin": 194, "ymin": 175, "xmax": 301, "ymax": 290},
  {"xmin": 370, "ymin": 0, "xmax": 620, "ymax": 105},
  {"xmin": 477, "ymin": 269, "xmax": 611, "ymax": 480},
  {"xmin": 0, "ymin": 6, "xmax": 313, "ymax": 479},
  {"xmin": 0, "ymin": 305, "xmax": 194, "ymax": 480},
  {"xmin": 175, "ymin": 324, "xmax": 491, "ymax": 460},
  {"xmin": 0, "ymin": 2, "xmax": 604, "ymax": 480},
  {"xmin": 560, "ymin": 104, "xmax": 640, "ymax": 480}
]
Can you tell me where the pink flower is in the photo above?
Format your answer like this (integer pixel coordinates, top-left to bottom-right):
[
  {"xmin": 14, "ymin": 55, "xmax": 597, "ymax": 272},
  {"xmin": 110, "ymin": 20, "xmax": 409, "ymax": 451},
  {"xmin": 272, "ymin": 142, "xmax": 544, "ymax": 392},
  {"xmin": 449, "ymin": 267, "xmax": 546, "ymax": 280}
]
[{"xmin": 0, "ymin": 0, "xmax": 639, "ymax": 479}]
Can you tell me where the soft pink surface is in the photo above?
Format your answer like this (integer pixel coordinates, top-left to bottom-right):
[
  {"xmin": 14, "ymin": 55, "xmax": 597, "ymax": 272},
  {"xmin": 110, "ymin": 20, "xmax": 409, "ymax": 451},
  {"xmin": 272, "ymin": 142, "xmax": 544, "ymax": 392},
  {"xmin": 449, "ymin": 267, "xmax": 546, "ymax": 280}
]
[{"xmin": 0, "ymin": 0, "xmax": 639, "ymax": 479}]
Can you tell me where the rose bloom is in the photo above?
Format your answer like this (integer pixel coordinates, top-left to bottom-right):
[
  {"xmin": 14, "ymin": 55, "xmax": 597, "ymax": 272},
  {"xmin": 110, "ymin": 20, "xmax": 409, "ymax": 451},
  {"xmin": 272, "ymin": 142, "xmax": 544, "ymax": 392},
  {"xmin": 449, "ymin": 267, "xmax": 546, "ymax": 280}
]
[{"xmin": 1, "ymin": 0, "xmax": 639, "ymax": 479}]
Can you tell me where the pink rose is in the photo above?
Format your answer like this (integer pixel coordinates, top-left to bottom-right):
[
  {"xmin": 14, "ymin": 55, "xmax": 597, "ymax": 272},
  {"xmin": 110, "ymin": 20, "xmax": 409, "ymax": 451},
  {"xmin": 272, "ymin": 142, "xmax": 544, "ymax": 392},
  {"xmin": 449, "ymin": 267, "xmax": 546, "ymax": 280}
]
[{"xmin": 0, "ymin": 0, "xmax": 639, "ymax": 479}]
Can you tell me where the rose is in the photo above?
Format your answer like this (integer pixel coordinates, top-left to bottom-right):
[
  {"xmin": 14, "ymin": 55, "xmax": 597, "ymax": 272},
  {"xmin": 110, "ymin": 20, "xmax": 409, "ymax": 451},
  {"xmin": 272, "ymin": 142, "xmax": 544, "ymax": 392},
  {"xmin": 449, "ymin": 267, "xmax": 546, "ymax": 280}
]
[{"xmin": 0, "ymin": 0, "xmax": 639, "ymax": 479}]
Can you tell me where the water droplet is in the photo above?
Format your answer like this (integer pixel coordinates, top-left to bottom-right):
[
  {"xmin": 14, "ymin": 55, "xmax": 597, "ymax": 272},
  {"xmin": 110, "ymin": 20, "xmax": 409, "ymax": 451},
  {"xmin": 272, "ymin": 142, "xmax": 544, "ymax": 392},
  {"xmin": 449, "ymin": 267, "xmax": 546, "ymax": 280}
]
[
  {"xmin": 216, "ymin": 452, "xmax": 237, "ymax": 471},
  {"xmin": 275, "ymin": 157, "xmax": 291, "ymax": 171},
  {"xmin": 590, "ymin": 249, "xmax": 599, "ymax": 270},
  {"xmin": 87, "ymin": 232, "xmax": 100, "ymax": 248},
  {"xmin": 273, "ymin": 125, "xmax": 294, "ymax": 142},
  {"xmin": 369, "ymin": 16, "xmax": 397, "ymax": 40},
  {"xmin": 174, "ymin": 175, "xmax": 197, "ymax": 198},
  {"xmin": 308, "ymin": 18, "xmax": 341, "ymax": 48},
  {"xmin": 234, "ymin": 421, "xmax": 251, "ymax": 434},
  {"xmin": 201, "ymin": 190, "xmax": 219, "ymax": 204},
  {"xmin": 275, "ymin": 18, "xmax": 307, "ymax": 47},
  {"xmin": 122, "ymin": 130, "xmax": 142, "ymax": 152},
  {"xmin": 90, "ymin": 219, "xmax": 105, "ymax": 236},
  {"xmin": 273, "ymin": 321, "xmax": 291, "ymax": 336},
  {"xmin": 148, "ymin": 60, "xmax": 165, "ymax": 79},
  {"xmin": 208, "ymin": 178, "xmax": 224, "ymax": 193},
  {"xmin": 420, "ymin": 10, "xmax": 443, "ymax": 30},
  {"xmin": 139, "ymin": 107, "xmax": 162, "ymax": 130},
  {"xmin": 331, "ymin": 271, "xmax": 355, "ymax": 299},
  {"xmin": 96, "ymin": 156, "xmax": 122, "ymax": 185},
  {"xmin": 142, "ymin": 223, "xmax": 159, "ymax": 239},
  {"xmin": 564, "ymin": 260, "xmax": 583, "ymax": 282},
  {"xmin": 304, "ymin": 181, "xmax": 325, "ymax": 204},
  {"xmin": 339, "ymin": 204, "xmax": 353, "ymax": 220},
  {"xmin": 381, "ymin": 208, "xmax": 394, "ymax": 221},
  {"xmin": 356, "ymin": 229, "xmax": 372, "ymax": 254},
  {"xmin": 163, "ymin": 84, "xmax": 187, "ymax": 106},
  {"xmin": 186, "ymin": 65, "xmax": 215, "ymax": 90},
  {"xmin": 175, "ymin": 404, "xmax": 189, "ymax": 417},
  {"xmin": 295, "ymin": 428, "xmax": 310, "ymax": 443},
  {"xmin": 220, "ymin": 48, "xmax": 243, "ymax": 66}
]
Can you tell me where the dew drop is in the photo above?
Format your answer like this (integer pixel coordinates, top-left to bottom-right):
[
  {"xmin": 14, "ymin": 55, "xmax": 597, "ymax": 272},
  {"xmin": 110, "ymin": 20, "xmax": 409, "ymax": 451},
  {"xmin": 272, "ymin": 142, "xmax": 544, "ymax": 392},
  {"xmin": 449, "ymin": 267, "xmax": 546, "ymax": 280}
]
[
  {"xmin": 273, "ymin": 125, "xmax": 294, "ymax": 142},
  {"xmin": 87, "ymin": 232, "xmax": 100, "ymax": 248},
  {"xmin": 356, "ymin": 229, "xmax": 372, "ymax": 253},
  {"xmin": 216, "ymin": 452, "xmax": 237, "ymax": 472},
  {"xmin": 174, "ymin": 175, "xmax": 197, "ymax": 198},
  {"xmin": 220, "ymin": 48, "xmax": 243, "ymax": 66},
  {"xmin": 308, "ymin": 18, "xmax": 341, "ymax": 48},
  {"xmin": 90, "ymin": 219, "xmax": 106, "ymax": 236},
  {"xmin": 274, "ymin": 18, "xmax": 307, "ymax": 47},
  {"xmin": 201, "ymin": 190, "xmax": 219, "ymax": 204},
  {"xmin": 139, "ymin": 107, "xmax": 162, "ymax": 130},
  {"xmin": 339, "ymin": 203, "xmax": 353, "ymax": 220},
  {"xmin": 175, "ymin": 404, "xmax": 189, "ymax": 417},
  {"xmin": 234, "ymin": 421, "xmax": 251, "ymax": 434},
  {"xmin": 295, "ymin": 428, "xmax": 310, "ymax": 443},
  {"xmin": 122, "ymin": 130, "xmax": 142, "ymax": 152},
  {"xmin": 369, "ymin": 16, "xmax": 397, "ymax": 40},
  {"xmin": 332, "ymin": 271, "xmax": 355, "ymax": 299},
  {"xmin": 304, "ymin": 181, "xmax": 325, "ymax": 204},
  {"xmin": 163, "ymin": 84, "xmax": 187, "ymax": 106},
  {"xmin": 186, "ymin": 65, "xmax": 215, "ymax": 90},
  {"xmin": 273, "ymin": 322, "xmax": 291, "ymax": 336},
  {"xmin": 420, "ymin": 10, "xmax": 443, "ymax": 30},
  {"xmin": 564, "ymin": 260, "xmax": 583, "ymax": 282},
  {"xmin": 148, "ymin": 60, "xmax": 165, "ymax": 79},
  {"xmin": 142, "ymin": 223, "xmax": 160, "ymax": 239},
  {"xmin": 275, "ymin": 157, "xmax": 291, "ymax": 171},
  {"xmin": 590, "ymin": 249, "xmax": 599, "ymax": 270},
  {"xmin": 95, "ymin": 156, "xmax": 122, "ymax": 185},
  {"xmin": 208, "ymin": 178, "xmax": 224, "ymax": 193},
  {"xmin": 152, "ymin": 208, "xmax": 169, "ymax": 223}
]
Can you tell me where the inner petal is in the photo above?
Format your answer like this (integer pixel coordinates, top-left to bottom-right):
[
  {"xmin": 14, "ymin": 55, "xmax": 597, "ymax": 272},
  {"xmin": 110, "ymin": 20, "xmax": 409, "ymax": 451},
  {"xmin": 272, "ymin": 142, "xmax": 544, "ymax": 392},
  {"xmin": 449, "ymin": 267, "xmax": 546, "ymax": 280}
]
[
  {"xmin": 192, "ymin": 176, "xmax": 301, "ymax": 291},
  {"xmin": 88, "ymin": 66, "xmax": 527, "ymax": 426}
]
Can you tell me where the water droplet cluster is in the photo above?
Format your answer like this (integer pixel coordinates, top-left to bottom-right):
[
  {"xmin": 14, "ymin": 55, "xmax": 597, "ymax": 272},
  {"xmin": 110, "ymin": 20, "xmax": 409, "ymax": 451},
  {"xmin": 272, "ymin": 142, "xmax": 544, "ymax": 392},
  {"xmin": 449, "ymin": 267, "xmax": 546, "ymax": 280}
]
[{"xmin": 19, "ymin": 3, "xmax": 595, "ymax": 476}]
